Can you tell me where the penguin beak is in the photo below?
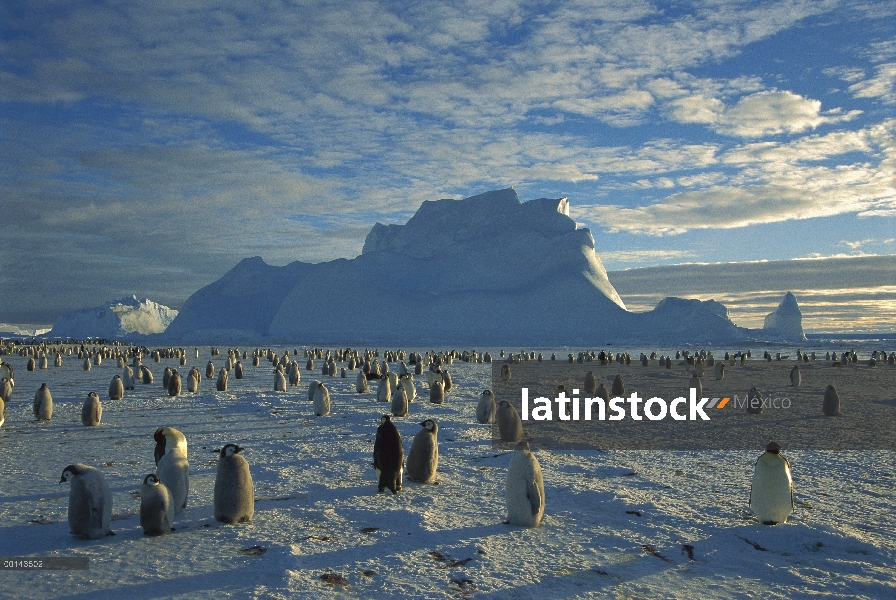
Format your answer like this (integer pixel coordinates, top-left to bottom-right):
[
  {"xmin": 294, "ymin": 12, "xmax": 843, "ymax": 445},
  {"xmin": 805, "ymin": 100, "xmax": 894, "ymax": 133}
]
[
  {"xmin": 235, "ymin": 446, "xmax": 244, "ymax": 453},
  {"xmin": 59, "ymin": 476, "xmax": 65, "ymax": 483},
  {"xmin": 419, "ymin": 421, "xmax": 426, "ymax": 427}
]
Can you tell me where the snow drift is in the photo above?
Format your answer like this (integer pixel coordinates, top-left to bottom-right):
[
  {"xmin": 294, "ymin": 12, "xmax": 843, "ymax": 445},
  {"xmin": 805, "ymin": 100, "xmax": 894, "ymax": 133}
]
[{"xmin": 165, "ymin": 189, "xmax": 749, "ymax": 344}]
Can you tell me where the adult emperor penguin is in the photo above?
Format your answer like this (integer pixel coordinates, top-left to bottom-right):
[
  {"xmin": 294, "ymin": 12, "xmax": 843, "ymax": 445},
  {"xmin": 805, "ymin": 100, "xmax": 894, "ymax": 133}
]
[
  {"xmin": 477, "ymin": 389, "xmax": 497, "ymax": 424},
  {"xmin": 154, "ymin": 427, "xmax": 189, "ymax": 514},
  {"xmin": 611, "ymin": 374, "xmax": 625, "ymax": 396},
  {"xmin": 33, "ymin": 383, "xmax": 53, "ymax": 420},
  {"xmin": 823, "ymin": 385, "xmax": 841, "ymax": 416},
  {"xmin": 391, "ymin": 385, "xmax": 409, "ymax": 417},
  {"xmin": 164, "ymin": 370, "xmax": 180, "ymax": 397},
  {"xmin": 312, "ymin": 381, "xmax": 331, "ymax": 416},
  {"xmin": 373, "ymin": 415, "xmax": 403, "ymax": 494},
  {"xmin": 214, "ymin": 444, "xmax": 254, "ymax": 524},
  {"xmin": 497, "ymin": 400, "xmax": 523, "ymax": 442},
  {"xmin": 140, "ymin": 473, "xmax": 173, "ymax": 535},
  {"xmin": 109, "ymin": 375, "xmax": 124, "ymax": 400},
  {"xmin": 60, "ymin": 464, "xmax": 112, "ymax": 539},
  {"xmin": 505, "ymin": 441, "xmax": 544, "ymax": 527},
  {"xmin": 790, "ymin": 365, "xmax": 801, "ymax": 387},
  {"xmin": 274, "ymin": 369, "xmax": 287, "ymax": 392},
  {"xmin": 407, "ymin": 419, "xmax": 439, "ymax": 483},
  {"xmin": 81, "ymin": 392, "xmax": 102, "ymax": 426},
  {"xmin": 750, "ymin": 441, "xmax": 794, "ymax": 524}
]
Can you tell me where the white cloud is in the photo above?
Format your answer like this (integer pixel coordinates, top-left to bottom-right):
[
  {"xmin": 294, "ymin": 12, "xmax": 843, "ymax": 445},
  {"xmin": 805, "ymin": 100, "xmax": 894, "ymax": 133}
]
[
  {"xmin": 714, "ymin": 91, "xmax": 861, "ymax": 137},
  {"xmin": 849, "ymin": 63, "xmax": 896, "ymax": 104}
]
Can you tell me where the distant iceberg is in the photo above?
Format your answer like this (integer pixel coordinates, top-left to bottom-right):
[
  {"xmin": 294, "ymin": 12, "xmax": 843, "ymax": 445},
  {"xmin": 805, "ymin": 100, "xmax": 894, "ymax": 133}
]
[{"xmin": 48, "ymin": 295, "xmax": 178, "ymax": 340}]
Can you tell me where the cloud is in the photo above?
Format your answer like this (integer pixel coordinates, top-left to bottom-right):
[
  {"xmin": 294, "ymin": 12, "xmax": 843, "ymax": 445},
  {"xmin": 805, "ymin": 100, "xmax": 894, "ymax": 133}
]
[{"xmin": 849, "ymin": 63, "xmax": 896, "ymax": 104}]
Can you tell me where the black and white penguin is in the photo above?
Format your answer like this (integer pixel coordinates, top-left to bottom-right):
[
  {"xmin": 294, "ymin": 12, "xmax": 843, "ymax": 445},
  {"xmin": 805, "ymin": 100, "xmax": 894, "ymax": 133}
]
[
  {"xmin": 274, "ymin": 369, "xmax": 286, "ymax": 392},
  {"xmin": 81, "ymin": 392, "xmax": 102, "ymax": 426},
  {"xmin": 213, "ymin": 444, "xmax": 254, "ymax": 524},
  {"xmin": 823, "ymin": 385, "xmax": 841, "ymax": 416},
  {"xmin": 505, "ymin": 441, "xmax": 544, "ymax": 527},
  {"xmin": 356, "ymin": 370, "xmax": 369, "ymax": 393},
  {"xmin": 216, "ymin": 367, "xmax": 228, "ymax": 392},
  {"xmin": 477, "ymin": 389, "xmax": 496, "ymax": 424},
  {"xmin": 187, "ymin": 368, "xmax": 200, "ymax": 393},
  {"xmin": 234, "ymin": 361, "xmax": 244, "ymax": 379},
  {"xmin": 312, "ymin": 381, "xmax": 331, "ymax": 416},
  {"xmin": 154, "ymin": 427, "xmax": 189, "ymax": 514},
  {"xmin": 33, "ymin": 383, "xmax": 53, "ymax": 420},
  {"xmin": 750, "ymin": 441, "xmax": 794, "ymax": 524},
  {"xmin": 429, "ymin": 380, "xmax": 444, "ymax": 404},
  {"xmin": 406, "ymin": 419, "xmax": 438, "ymax": 483},
  {"xmin": 391, "ymin": 385, "xmax": 409, "ymax": 417},
  {"xmin": 206, "ymin": 361, "xmax": 216, "ymax": 379},
  {"xmin": 373, "ymin": 415, "xmax": 403, "ymax": 494},
  {"xmin": 398, "ymin": 374, "xmax": 416, "ymax": 403},
  {"xmin": 140, "ymin": 473, "xmax": 173, "ymax": 536},
  {"xmin": 140, "ymin": 365, "xmax": 154, "ymax": 384},
  {"xmin": 497, "ymin": 400, "xmax": 523, "ymax": 442},
  {"xmin": 790, "ymin": 365, "xmax": 801, "ymax": 387},
  {"xmin": 60, "ymin": 464, "xmax": 112, "ymax": 539}
]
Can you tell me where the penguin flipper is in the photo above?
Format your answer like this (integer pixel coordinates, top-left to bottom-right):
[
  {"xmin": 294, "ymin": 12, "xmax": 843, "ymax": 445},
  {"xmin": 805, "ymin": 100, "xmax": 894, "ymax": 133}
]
[{"xmin": 526, "ymin": 480, "xmax": 542, "ymax": 517}]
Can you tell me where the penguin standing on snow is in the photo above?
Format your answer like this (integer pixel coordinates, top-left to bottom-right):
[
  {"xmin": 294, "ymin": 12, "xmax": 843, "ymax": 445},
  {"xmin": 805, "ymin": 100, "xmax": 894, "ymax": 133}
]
[
  {"xmin": 33, "ymin": 383, "xmax": 53, "ymax": 420},
  {"xmin": 356, "ymin": 370, "xmax": 369, "ymax": 393},
  {"xmin": 140, "ymin": 473, "xmax": 173, "ymax": 535},
  {"xmin": 312, "ymin": 381, "xmax": 331, "ymax": 416},
  {"xmin": 213, "ymin": 444, "xmax": 254, "ymax": 524},
  {"xmin": 60, "ymin": 464, "xmax": 112, "ymax": 539},
  {"xmin": 429, "ymin": 380, "xmax": 444, "ymax": 404},
  {"xmin": 477, "ymin": 390, "xmax": 496, "ymax": 424},
  {"xmin": 496, "ymin": 400, "xmax": 523, "ymax": 442},
  {"xmin": 216, "ymin": 367, "xmax": 228, "ymax": 391},
  {"xmin": 750, "ymin": 441, "xmax": 794, "ymax": 524},
  {"xmin": 373, "ymin": 415, "xmax": 403, "ymax": 494},
  {"xmin": 81, "ymin": 392, "xmax": 102, "ymax": 426},
  {"xmin": 274, "ymin": 369, "xmax": 286, "ymax": 392},
  {"xmin": 154, "ymin": 427, "xmax": 189, "ymax": 514},
  {"xmin": 391, "ymin": 385, "xmax": 409, "ymax": 417},
  {"xmin": 406, "ymin": 419, "xmax": 438, "ymax": 483},
  {"xmin": 167, "ymin": 370, "xmax": 182, "ymax": 397},
  {"xmin": 505, "ymin": 441, "xmax": 544, "ymax": 527},
  {"xmin": 790, "ymin": 365, "xmax": 801, "ymax": 387}
]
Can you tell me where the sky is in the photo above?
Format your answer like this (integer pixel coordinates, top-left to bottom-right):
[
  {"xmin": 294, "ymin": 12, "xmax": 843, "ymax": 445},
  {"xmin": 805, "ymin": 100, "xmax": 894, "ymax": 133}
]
[{"xmin": 1, "ymin": 1, "xmax": 894, "ymax": 331}]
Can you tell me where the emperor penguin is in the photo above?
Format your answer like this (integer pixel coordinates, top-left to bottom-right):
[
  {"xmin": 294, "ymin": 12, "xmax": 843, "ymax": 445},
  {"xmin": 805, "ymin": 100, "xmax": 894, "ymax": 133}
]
[
  {"xmin": 429, "ymin": 380, "xmax": 444, "ymax": 404},
  {"xmin": 750, "ymin": 441, "xmax": 794, "ymax": 524},
  {"xmin": 477, "ymin": 389, "xmax": 496, "ymax": 424},
  {"xmin": 33, "ymin": 383, "xmax": 53, "ymax": 420},
  {"xmin": 83, "ymin": 357, "xmax": 91, "ymax": 371},
  {"xmin": 497, "ymin": 400, "xmax": 523, "ymax": 442},
  {"xmin": 312, "ymin": 381, "xmax": 331, "ymax": 416},
  {"xmin": 163, "ymin": 367, "xmax": 172, "ymax": 390},
  {"xmin": 790, "ymin": 365, "xmax": 801, "ymax": 387},
  {"xmin": 140, "ymin": 365, "xmax": 153, "ymax": 384},
  {"xmin": 154, "ymin": 427, "xmax": 189, "ymax": 514},
  {"xmin": 505, "ymin": 441, "xmax": 544, "ymax": 527},
  {"xmin": 81, "ymin": 392, "xmax": 102, "ymax": 426},
  {"xmin": 391, "ymin": 385, "xmax": 409, "ymax": 417},
  {"xmin": 373, "ymin": 415, "xmax": 403, "ymax": 494},
  {"xmin": 594, "ymin": 383, "xmax": 610, "ymax": 403},
  {"xmin": 441, "ymin": 370, "xmax": 453, "ymax": 394},
  {"xmin": 584, "ymin": 371, "xmax": 597, "ymax": 394},
  {"xmin": 274, "ymin": 369, "xmax": 287, "ymax": 392},
  {"xmin": 27, "ymin": 356, "xmax": 36, "ymax": 371},
  {"xmin": 216, "ymin": 367, "xmax": 228, "ymax": 391},
  {"xmin": 398, "ymin": 374, "xmax": 416, "ymax": 403},
  {"xmin": 406, "ymin": 419, "xmax": 439, "ymax": 483},
  {"xmin": 214, "ymin": 444, "xmax": 254, "ymax": 524},
  {"xmin": 60, "ymin": 464, "xmax": 112, "ymax": 539},
  {"xmin": 500, "ymin": 363, "xmax": 511, "ymax": 381},
  {"xmin": 611, "ymin": 374, "xmax": 625, "ymax": 396},
  {"xmin": 167, "ymin": 370, "xmax": 182, "ymax": 396},
  {"xmin": 39, "ymin": 355, "xmax": 48, "ymax": 369},
  {"xmin": 376, "ymin": 377, "xmax": 392, "ymax": 402},
  {"xmin": 356, "ymin": 370, "xmax": 369, "ymax": 393},
  {"xmin": 234, "ymin": 361, "xmax": 244, "ymax": 379},
  {"xmin": 140, "ymin": 473, "xmax": 173, "ymax": 535},
  {"xmin": 289, "ymin": 362, "xmax": 300, "ymax": 386},
  {"xmin": 206, "ymin": 361, "xmax": 216, "ymax": 379},
  {"xmin": 1, "ymin": 377, "xmax": 13, "ymax": 404},
  {"xmin": 122, "ymin": 365, "xmax": 136, "ymax": 390},
  {"xmin": 823, "ymin": 385, "xmax": 841, "ymax": 416},
  {"xmin": 714, "ymin": 361, "xmax": 725, "ymax": 381},
  {"xmin": 0, "ymin": 397, "xmax": 6, "ymax": 428},
  {"xmin": 689, "ymin": 374, "xmax": 702, "ymax": 400},
  {"xmin": 187, "ymin": 369, "xmax": 200, "ymax": 393},
  {"xmin": 109, "ymin": 375, "xmax": 124, "ymax": 400},
  {"xmin": 387, "ymin": 370, "xmax": 399, "ymax": 393},
  {"xmin": 746, "ymin": 387, "xmax": 763, "ymax": 414}
]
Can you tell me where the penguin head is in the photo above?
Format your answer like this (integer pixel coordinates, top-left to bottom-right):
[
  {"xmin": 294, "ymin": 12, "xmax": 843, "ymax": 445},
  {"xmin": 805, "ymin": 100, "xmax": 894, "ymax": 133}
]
[
  {"xmin": 60, "ymin": 465, "xmax": 80, "ymax": 483},
  {"xmin": 498, "ymin": 400, "xmax": 510, "ymax": 407},
  {"xmin": 515, "ymin": 440, "xmax": 530, "ymax": 453},
  {"xmin": 88, "ymin": 392, "xmax": 99, "ymax": 399},
  {"xmin": 220, "ymin": 444, "xmax": 243, "ymax": 457},
  {"xmin": 113, "ymin": 375, "xmax": 121, "ymax": 380},
  {"xmin": 154, "ymin": 428, "xmax": 165, "ymax": 444},
  {"xmin": 765, "ymin": 441, "xmax": 781, "ymax": 454},
  {"xmin": 420, "ymin": 419, "xmax": 438, "ymax": 433},
  {"xmin": 380, "ymin": 414, "xmax": 392, "ymax": 425},
  {"xmin": 143, "ymin": 473, "xmax": 160, "ymax": 485}
]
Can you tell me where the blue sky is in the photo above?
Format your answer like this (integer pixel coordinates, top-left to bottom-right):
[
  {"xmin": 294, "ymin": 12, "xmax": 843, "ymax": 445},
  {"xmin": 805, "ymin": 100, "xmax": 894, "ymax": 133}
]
[{"xmin": 1, "ymin": 1, "xmax": 894, "ymax": 329}]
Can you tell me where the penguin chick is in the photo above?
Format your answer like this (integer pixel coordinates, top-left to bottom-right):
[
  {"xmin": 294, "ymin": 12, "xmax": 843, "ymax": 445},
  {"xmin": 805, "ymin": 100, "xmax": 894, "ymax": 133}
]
[
  {"xmin": 477, "ymin": 390, "xmax": 496, "ymax": 424},
  {"xmin": 496, "ymin": 400, "xmax": 523, "ymax": 442},
  {"xmin": 81, "ymin": 392, "xmax": 102, "ymax": 426},
  {"xmin": 154, "ymin": 427, "xmax": 189, "ymax": 514},
  {"xmin": 33, "ymin": 383, "xmax": 53, "ymax": 420},
  {"xmin": 140, "ymin": 473, "xmax": 173, "ymax": 535},
  {"xmin": 60, "ymin": 464, "xmax": 112, "ymax": 539},
  {"xmin": 505, "ymin": 441, "xmax": 544, "ymax": 527},
  {"xmin": 406, "ymin": 419, "xmax": 438, "ymax": 483},
  {"xmin": 214, "ymin": 444, "xmax": 254, "ymax": 524}
]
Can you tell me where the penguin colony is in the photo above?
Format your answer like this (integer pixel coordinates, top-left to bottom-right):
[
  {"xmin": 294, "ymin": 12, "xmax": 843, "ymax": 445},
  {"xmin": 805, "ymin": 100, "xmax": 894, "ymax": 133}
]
[{"xmin": 1, "ymin": 340, "xmax": 890, "ymax": 543}]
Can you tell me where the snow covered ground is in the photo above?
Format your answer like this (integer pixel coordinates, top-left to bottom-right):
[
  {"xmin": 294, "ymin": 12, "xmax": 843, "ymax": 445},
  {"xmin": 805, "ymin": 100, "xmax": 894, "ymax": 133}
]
[{"xmin": 1, "ymin": 343, "xmax": 894, "ymax": 599}]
